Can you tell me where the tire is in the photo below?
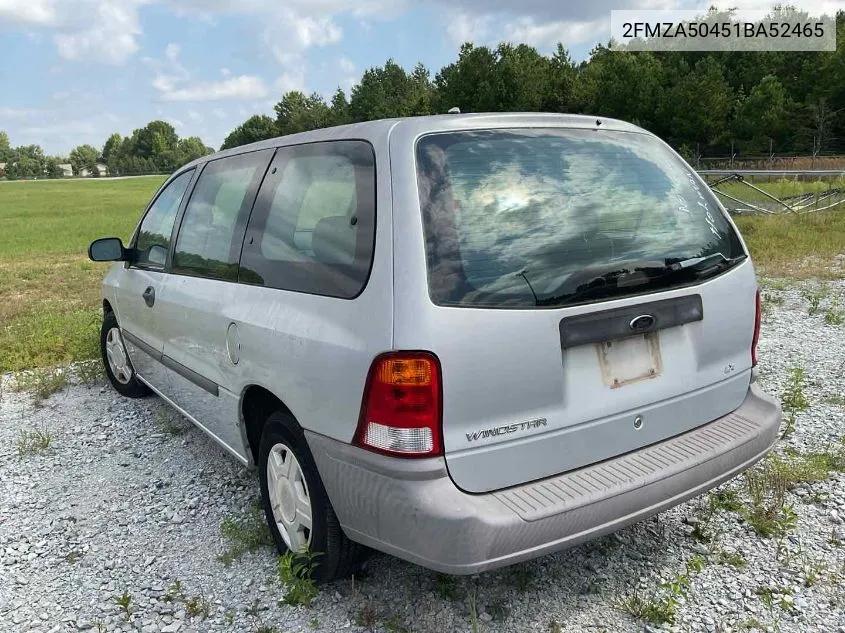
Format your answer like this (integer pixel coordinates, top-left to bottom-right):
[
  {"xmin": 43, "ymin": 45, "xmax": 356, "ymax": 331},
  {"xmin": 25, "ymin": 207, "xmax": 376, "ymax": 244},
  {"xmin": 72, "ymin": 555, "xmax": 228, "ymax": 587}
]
[
  {"xmin": 100, "ymin": 311, "xmax": 150, "ymax": 398},
  {"xmin": 259, "ymin": 410, "xmax": 364, "ymax": 583}
]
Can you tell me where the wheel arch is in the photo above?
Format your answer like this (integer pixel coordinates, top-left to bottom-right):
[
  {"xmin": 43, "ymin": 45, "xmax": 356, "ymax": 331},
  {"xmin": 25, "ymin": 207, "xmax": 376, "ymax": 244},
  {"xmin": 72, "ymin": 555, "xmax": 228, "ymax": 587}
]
[{"xmin": 240, "ymin": 385, "xmax": 303, "ymax": 464}]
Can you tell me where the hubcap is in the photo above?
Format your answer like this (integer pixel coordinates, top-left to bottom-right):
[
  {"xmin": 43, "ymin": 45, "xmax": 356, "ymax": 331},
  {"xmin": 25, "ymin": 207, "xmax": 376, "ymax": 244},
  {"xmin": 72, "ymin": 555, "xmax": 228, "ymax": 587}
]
[
  {"xmin": 105, "ymin": 327, "xmax": 132, "ymax": 385},
  {"xmin": 267, "ymin": 443, "xmax": 312, "ymax": 552}
]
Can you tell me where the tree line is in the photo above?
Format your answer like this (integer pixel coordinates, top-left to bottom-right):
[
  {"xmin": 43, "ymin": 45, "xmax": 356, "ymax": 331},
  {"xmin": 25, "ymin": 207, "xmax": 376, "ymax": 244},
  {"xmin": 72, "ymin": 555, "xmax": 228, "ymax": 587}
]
[
  {"xmin": 0, "ymin": 121, "xmax": 213, "ymax": 180},
  {"xmin": 223, "ymin": 10, "xmax": 845, "ymax": 161},
  {"xmin": 0, "ymin": 131, "xmax": 66, "ymax": 179}
]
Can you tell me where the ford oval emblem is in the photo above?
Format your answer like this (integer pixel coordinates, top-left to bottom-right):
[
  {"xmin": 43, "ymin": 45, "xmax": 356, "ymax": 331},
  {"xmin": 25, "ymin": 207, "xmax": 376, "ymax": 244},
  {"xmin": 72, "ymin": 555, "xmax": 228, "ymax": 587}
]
[{"xmin": 629, "ymin": 314, "xmax": 656, "ymax": 332}]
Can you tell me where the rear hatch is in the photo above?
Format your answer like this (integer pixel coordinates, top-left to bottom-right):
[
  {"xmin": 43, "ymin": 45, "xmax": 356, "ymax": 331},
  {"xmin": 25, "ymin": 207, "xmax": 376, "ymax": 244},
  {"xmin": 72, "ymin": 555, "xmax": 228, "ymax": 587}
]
[{"xmin": 395, "ymin": 122, "xmax": 758, "ymax": 494}]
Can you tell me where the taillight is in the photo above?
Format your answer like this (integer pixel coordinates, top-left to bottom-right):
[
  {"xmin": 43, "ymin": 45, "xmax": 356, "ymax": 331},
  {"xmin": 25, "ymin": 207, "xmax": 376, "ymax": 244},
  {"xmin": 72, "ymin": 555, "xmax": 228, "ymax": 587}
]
[
  {"xmin": 354, "ymin": 352, "xmax": 442, "ymax": 458},
  {"xmin": 751, "ymin": 288, "xmax": 761, "ymax": 367}
]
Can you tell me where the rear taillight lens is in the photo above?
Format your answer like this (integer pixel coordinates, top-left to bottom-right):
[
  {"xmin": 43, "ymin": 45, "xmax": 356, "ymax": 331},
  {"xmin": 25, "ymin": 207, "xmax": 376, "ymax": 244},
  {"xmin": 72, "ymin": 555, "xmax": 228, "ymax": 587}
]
[
  {"xmin": 751, "ymin": 288, "xmax": 761, "ymax": 366},
  {"xmin": 354, "ymin": 352, "xmax": 442, "ymax": 458}
]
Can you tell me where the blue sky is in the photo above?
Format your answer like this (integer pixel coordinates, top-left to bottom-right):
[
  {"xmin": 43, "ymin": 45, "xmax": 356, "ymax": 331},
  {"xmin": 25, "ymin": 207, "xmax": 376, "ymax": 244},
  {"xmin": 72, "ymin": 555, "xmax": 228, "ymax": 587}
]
[{"xmin": 0, "ymin": 0, "xmax": 839, "ymax": 156}]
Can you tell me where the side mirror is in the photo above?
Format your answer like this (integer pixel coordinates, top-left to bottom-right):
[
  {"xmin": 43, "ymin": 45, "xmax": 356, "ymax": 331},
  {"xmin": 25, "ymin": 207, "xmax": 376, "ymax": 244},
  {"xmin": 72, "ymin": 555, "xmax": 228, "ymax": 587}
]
[{"xmin": 88, "ymin": 237, "xmax": 127, "ymax": 262}]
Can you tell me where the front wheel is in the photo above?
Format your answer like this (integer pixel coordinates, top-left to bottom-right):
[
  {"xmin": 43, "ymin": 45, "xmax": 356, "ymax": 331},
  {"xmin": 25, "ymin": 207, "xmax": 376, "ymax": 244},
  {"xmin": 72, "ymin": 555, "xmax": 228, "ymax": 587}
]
[
  {"xmin": 258, "ymin": 411, "xmax": 364, "ymax": 582},
  {"xmin": 100, "ymin": 311, "xmax": 150, "ymax": 398}
]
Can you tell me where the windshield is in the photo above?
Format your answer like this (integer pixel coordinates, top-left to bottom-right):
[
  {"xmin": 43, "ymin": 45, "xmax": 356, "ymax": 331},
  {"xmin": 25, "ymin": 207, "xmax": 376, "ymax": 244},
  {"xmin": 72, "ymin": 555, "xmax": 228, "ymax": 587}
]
[{"xmin": 415, "ymin": 128, "xmax": 745, "ymax": 308}]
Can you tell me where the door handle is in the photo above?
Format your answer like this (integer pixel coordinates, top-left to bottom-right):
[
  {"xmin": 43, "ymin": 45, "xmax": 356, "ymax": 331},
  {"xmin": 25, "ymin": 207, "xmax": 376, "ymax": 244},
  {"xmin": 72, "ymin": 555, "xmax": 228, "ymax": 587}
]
[{"xmin": 142, "ymin": 286, "xmax": 155, "ymax": 307}]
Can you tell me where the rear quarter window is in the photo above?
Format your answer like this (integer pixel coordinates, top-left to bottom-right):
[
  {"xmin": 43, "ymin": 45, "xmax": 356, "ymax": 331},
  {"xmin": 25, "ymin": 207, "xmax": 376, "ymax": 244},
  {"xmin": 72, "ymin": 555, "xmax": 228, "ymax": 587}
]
[{"xmin": 416, "ymin": 128, "xmax": 743, "ymax": 308}]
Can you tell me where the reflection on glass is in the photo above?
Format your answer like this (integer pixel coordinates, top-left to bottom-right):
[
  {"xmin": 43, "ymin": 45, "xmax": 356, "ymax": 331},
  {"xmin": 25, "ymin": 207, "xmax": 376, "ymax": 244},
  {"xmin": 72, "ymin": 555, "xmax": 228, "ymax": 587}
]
[
  {"xmin": 417, "ymin": 129, "xmax": 744, "ymax": 307},
  {"xmin": 135, "ymin": 170, "xmax": 193, "ymax": 267},
  {"xmin": 173, "ymin": 156, "xmax": 266, "ymax": 281}
]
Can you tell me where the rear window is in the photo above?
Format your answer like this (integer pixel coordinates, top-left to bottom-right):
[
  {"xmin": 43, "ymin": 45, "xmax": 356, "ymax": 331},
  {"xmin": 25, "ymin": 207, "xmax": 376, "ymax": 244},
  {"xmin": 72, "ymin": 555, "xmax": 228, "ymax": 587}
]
[{"xmin": 416, "ymin": 129, "xmax": 744, "ymax": 308}]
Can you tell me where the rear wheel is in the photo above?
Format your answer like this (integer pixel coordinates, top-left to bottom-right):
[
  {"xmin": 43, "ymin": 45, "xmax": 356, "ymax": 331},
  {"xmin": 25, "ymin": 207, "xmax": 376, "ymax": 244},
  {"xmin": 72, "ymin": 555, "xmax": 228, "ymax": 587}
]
[
  {"xmin": 258, "ymin": 410, "xmax": 364, "ymax": 582},
  {"xmin": 101, "ymin": 311, "xmax": 150, "ymax": 398}
]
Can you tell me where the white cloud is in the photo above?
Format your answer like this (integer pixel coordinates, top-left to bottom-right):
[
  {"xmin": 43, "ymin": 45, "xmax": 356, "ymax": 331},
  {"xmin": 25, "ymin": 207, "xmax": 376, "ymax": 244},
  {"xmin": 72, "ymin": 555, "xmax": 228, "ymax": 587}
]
[
  {"xmin": 273, "ymin": 70, "xmax": 306, "ymax": 95},
  {"xmin": 0, "ymin": 0, "xmax": 57, "ymax": 26},
  {"xmin": 440, "ymin": 0, "xmax": 838, "ymax": 52},
  {"xmin": 159, "ymin": 75, "xmax": 269, "ymax": 101},
  {"xmin": 55, "ymin": 1, "xmax": 148, "ymax": 64},
  {"xmin": 336, "ymin": 57, "xmax": 357, "ymax": 93},
  {"xmin": 293, "ymin": 13, "xmax": 342, "ymax": 47},
  {"xmin": 0, "ymin": 106, "xmax": 39, "ymax": 119},
  {"xmin": 444, "ymin": 9, "xmax": 605, "ymax": 51},
  {"xmin": 446, "ymin": 12, "xmax": 493, "ymax": 45},
  {"xmin": 0, "ymin": 0, "xmax": 150, "ymax": 64},
  {"xmin": 152, "ymin": 74, "xmax": 179, "ymax": 93},
  {"xmin": 148, "ymin": 42, "xmax": 269, "ymax": 102},
  {"xmin": 149, "ymin": 43, "xmax": 190, "ymax": 95},
  {"xmin": 0, "ymin": 0, "xmax": 337, "ymax": 67},
  {"xmin": 503, "ymin": 17, "xmax": 607, "ymax": 49},
  {"xmin": 169, "ymin": 0, "xmax": 400, "ymax": 17},
  {"xmin": 262, "ymin": 10, "xmax": 340, "ymax": 73},
  {"xmin": 164, "ymin": 42, "xmax": 180, "ymax": 61}
]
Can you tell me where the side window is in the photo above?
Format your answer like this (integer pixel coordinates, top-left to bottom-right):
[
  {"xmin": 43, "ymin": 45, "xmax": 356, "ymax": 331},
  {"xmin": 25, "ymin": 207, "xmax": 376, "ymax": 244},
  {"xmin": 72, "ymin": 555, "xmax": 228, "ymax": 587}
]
[
  {"xmin": 260, "ymin": 155, "xmax": 357, "ymax": 263},
  {"xmin": 172, "ymin": 150, "xmax": 272, "ymax": 281},
  {"xmin": 133, "ymin": 170, "xmax": 193, "ymax": 268},
  {"xmin": 239, "ymin": 141, "xmax": 376, "ymax": 298}
]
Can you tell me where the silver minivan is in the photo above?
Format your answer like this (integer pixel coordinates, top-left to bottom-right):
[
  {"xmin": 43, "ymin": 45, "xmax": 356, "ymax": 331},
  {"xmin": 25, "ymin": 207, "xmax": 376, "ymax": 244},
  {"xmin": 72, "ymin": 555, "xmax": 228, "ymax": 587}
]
[{"xmin": 88, "ymin": 113, "xmax": 781, "ymax": 581}]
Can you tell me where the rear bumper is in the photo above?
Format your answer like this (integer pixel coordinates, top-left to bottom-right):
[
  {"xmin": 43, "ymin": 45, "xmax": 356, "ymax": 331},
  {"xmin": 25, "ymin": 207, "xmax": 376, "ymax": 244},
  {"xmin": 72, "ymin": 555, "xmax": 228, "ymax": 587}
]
[{"xmin": 307, "ymin": 382, "xmax": 781, "ymax": 575}]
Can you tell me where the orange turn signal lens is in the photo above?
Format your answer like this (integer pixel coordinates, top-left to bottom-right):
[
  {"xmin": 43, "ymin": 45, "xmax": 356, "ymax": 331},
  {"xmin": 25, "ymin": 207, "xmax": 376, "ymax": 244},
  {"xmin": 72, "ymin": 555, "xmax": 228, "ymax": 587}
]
[{"xmin": 376, "ymin": 358, "xmax": 433, "ymax": 386}]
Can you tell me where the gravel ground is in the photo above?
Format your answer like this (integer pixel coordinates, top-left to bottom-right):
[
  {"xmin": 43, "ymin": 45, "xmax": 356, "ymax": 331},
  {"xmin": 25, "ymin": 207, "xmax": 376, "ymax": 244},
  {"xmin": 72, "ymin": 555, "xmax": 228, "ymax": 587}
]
[{"xmin": 1, "ymin": 278, "xmax": 844, "ymax": 633}]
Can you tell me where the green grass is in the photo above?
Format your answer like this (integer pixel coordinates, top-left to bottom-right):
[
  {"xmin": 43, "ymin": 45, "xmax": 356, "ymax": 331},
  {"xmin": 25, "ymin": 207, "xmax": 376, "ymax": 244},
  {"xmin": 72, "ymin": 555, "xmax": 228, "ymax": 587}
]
[
  {"xmin": 738, "ymin": 445, "xmax": 845, "ymax": 538},
  {"xmin": 729, "ymin": 179, "xmax": 845, "ymax": 279},
  {"xmin": 0, "ymin": 177, "xmax": 166, "ymax": 259},
  {"xmin": 734, "ymin": 211, "xmax": 845, "ymax": 279},
  {"xmin": 716, "ymin": 177, "xmax": 845, "ymax": 203},
  {"xmin": 13, "ymin": 367, "xmax": 69, "ymax": 405},
  {"xmin": 277, "ymin": 549, "xmax": 321, "ymax": 606},
  {"xmin": 717, "ymin": 551, "xmax": 747, "ymax": 568},
  {"xmin": 217, "ymin": 502, "xmax": 274, "ymax": 566},
  {"xmin": 0, "ymin": 177, "xmax": 165, "ymax": 374},
  {"xmin": 17, "ymin": 426, "xmax": 54, "ymax": 456},
  {"xmin": 1, "ymin": 308, "xmax": 100, "ymax": 373},
  {"xmin": 113, "ymin": 590, "xmax": 132, "ymax": 621}
]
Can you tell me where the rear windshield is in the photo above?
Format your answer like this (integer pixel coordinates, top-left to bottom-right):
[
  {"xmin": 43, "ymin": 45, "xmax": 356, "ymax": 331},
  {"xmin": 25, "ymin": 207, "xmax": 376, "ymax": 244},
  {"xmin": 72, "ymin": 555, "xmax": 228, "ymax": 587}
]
[{"xmin": 416, "ymin": 129, "xmax": 744, "ymax": 308}]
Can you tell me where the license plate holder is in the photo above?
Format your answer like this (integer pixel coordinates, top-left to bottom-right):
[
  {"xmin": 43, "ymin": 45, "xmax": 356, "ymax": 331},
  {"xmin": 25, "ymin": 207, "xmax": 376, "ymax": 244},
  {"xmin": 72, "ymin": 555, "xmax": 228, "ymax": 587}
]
[{"xmin": 596, "ymin": 332, "xmax": 663, "ymax": 389}]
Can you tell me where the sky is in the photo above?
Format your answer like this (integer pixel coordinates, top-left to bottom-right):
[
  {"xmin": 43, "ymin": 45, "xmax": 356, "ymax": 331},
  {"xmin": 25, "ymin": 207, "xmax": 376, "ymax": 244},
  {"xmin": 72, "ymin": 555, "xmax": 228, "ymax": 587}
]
[{"xmin": 0, "ymin": 0, "xmax": 841, "ymax": 156}]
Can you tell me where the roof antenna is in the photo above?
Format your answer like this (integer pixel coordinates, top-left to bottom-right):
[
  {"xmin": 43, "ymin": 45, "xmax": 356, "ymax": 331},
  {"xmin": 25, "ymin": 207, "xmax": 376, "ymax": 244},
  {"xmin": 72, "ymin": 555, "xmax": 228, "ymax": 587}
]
[{"xmin": 447, "ymin": 107, "xmax": 461, "ymax": 114}]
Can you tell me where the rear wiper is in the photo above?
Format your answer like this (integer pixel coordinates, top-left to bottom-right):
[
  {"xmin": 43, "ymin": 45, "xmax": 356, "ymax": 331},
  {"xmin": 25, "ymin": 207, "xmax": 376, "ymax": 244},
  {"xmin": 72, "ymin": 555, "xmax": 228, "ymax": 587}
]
[
  {"xmin": 538, "ymin": 253, "xmax": 747, "ymax": 307},
  {"xmin": 665, "ymin": 252, "xmax": 747, "ymax": 275},
  {"xmin": 536, "ymin": 266, "xmax": 659, "ymax": 306}
]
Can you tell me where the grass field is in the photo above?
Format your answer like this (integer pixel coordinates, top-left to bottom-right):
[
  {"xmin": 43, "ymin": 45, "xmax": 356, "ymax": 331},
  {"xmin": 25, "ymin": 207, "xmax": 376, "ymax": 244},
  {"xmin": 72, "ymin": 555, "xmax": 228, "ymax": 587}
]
[
  {"xmin": 0, "ymin": 175, "xmax": 843, "ymax": 373},
  {"xmin": 717, "ymin": 178, "xmax": 845, "ymax": 279},
  {"xmin": 0, "ymin": 176, "xmax": 166, "ymax": 373},
  {"xmin": 715, "ymin": 177, "xmax": 845, "ymax": 201}
]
